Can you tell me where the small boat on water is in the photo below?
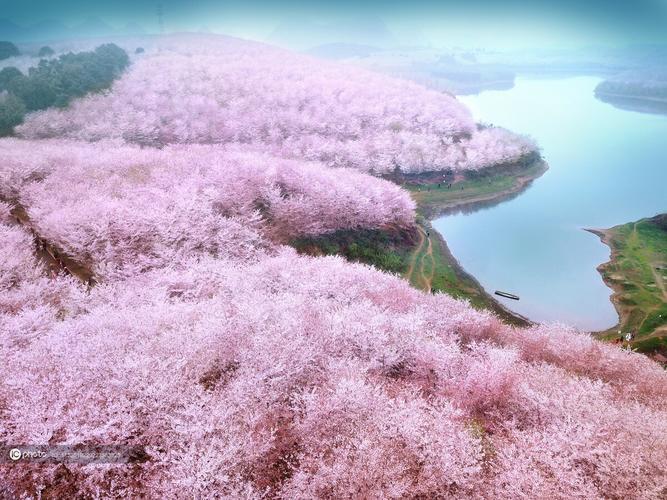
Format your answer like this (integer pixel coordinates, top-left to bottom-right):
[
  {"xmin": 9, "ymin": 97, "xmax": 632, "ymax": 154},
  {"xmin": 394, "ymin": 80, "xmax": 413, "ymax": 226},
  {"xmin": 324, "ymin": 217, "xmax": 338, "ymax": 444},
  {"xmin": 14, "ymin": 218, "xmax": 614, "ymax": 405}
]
[{"xmin": 495, "ymin": 290, "xmax": 520, "ymax": 300}]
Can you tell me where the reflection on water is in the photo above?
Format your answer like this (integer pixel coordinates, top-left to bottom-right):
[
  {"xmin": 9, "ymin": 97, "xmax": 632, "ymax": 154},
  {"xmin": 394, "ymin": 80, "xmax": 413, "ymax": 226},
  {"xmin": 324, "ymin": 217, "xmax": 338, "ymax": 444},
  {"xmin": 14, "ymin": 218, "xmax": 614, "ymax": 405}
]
[{"xmin": 434, "ymin": 76, "xmax": 667, "ymax": 331}]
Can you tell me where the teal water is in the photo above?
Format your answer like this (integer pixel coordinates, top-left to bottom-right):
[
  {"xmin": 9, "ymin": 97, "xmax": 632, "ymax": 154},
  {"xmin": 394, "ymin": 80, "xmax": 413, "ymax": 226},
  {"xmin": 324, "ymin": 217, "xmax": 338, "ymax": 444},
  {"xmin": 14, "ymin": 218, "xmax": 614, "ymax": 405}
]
[{"xmin": 434, "ymin": 76, "xmax": 667, "ymax": 331}]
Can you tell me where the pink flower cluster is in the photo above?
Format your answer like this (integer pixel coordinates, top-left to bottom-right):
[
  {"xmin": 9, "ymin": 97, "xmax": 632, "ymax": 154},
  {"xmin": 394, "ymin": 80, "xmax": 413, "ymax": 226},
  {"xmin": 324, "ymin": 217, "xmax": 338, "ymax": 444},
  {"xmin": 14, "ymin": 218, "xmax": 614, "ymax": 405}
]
[
  {"xmin": 1, "ymin": 139, "xmax": 414, "ymax": 278},
  {"xmin": 2, "ymin": 241, "xmax": 666, "ymax": 497},
  {"xmin": 1, "ymin": 35, "xmax": 664, "ymax": 499},
  {"xmin": 17, "ymin": 34, "xmax": 536, "ymax": 174}
]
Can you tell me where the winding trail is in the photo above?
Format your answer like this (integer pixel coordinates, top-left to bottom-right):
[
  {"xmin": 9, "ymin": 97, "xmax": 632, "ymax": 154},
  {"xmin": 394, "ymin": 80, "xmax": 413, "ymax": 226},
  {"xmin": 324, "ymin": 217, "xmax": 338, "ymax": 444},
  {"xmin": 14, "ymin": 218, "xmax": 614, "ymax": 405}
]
[
  {"xmin": 591, "ymin": 223, "xmax": 667, "ymax": 351},
  {"xmin": 420, "ymin": 231, "xmax": 435, "ymax": 293},
  {"xmin": 405, "ymin": 228, "xmax": 424, "ymax": 284},
  {"xmin": 406, "ymin": 226, "xmax": 435, "ymax": 293},
  {"xmin": 631, "ymin": 221, "xmax": 667, "ymax": 302}
]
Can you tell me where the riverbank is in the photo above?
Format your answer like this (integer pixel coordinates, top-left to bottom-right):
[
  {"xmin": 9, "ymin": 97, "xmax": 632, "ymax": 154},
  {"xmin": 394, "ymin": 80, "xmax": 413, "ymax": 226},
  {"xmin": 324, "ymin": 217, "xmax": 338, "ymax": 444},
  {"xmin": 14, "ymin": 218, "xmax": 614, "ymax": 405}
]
[
  {"xmin": 401, "ymin": 159, "xmax": 548, "ymax": 219},
  {"xmin": 595, "ymin": 91, "xmax": 667, "ymax": 115},
  {"xmin": 402, "ymin": 159, "xmax": 547, "ymax": 326},
  {"xmin": 406, "ymin": 221, "xmax": 533, "ymax": 327},
  {"xmin": 587, "ymin": 214, "xmax": 667, "ymax": 358},
  {"xmin": 293, "ymin": 158, "xmax": 546, "ymax": 327}
]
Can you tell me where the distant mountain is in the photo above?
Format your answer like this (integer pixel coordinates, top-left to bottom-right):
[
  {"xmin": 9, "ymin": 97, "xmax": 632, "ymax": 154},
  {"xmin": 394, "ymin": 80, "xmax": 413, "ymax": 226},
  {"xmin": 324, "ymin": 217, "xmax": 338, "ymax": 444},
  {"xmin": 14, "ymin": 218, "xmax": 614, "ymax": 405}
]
[
  {"xmin": 0, "ymin": 18, "xmax": 69, "ymax": 42},
  {"xmin": 0, "ymin": 17, "xmax": 146, "ymax": 43},
  {"xmin": 0, "ymin": 19, "xmax": 23, "ymax": 40},
  {"xmin": 268, "ymin": 15, "xmax": 396, "ymax": 50},
  {"xmin": 305, "ymin": 43, "xmax": 381, "ymax": 60},
  {"xmin": 70, "ymin": 17, "xmax": 116, "ymax": 38}
]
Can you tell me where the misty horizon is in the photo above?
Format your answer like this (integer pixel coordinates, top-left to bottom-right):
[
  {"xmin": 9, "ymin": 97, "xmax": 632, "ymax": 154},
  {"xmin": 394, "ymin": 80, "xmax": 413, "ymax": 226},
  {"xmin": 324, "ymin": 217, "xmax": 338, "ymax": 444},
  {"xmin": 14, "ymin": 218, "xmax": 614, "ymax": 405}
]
[{"xmin": 2, "ymin": 0, "xmax": 667, "ymax": 50}]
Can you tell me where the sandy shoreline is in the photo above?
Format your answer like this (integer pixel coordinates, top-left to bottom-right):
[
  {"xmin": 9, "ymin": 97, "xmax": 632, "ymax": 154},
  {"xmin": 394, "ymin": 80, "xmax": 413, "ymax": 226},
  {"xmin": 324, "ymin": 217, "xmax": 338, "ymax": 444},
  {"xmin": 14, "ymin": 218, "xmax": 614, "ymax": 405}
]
[{"xmin": 584, "ymin": 228, "xmax": 624, "ymax": 335}]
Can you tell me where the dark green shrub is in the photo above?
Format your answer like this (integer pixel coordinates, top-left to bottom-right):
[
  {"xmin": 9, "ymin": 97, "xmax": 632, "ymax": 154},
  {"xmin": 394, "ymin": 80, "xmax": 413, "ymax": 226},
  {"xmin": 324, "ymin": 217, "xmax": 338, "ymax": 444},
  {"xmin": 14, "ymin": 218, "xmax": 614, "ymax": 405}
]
[
  {"xmin": 0, "ymin": 43, "xmax": 129, "ymax": 130},
  {"xmin": 0, "ymin": 41, "xmax": 20, "ymax": 60},
  {"xmin": 0, "ymin": 92, "xmax": 26, "ymax": 135},
  {"xmin": 13, "ymin": 43, "xmax": 130, "ymax": 110},
  {"xmin": 38, "ymin": 46, "xmax": 55, "ymax": 57},
  {"xmin": 10, "ymin": 74, "xmax": 57, "ymax": 111},
  {"xmin": 0, "ymin": 67, "xmax": 23, "ymax": 91}
]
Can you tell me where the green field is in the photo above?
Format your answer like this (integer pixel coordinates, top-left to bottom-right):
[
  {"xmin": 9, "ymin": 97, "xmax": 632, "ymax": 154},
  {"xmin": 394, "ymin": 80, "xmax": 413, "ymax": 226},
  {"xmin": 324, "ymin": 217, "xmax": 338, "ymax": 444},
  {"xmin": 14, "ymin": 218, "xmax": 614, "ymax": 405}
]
[
  {"xmin": 290, "ymin": 227, "xmax": 415, "ymax": 275},
  {"xmin": 593, "ymin": 214, "xmax": 667, "ymax": 354}
]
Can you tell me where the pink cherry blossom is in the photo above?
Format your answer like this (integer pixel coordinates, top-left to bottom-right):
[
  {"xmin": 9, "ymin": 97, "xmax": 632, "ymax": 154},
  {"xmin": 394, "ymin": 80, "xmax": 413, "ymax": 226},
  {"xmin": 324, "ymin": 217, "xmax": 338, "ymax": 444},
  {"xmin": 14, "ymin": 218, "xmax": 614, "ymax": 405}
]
[
  {"xmin": 1, "ymin": 34, "xmax": 664, "ymax": 499},
  {"xmin": 17, "ymin": 34, "xmax": 537, "ymax": 174}
]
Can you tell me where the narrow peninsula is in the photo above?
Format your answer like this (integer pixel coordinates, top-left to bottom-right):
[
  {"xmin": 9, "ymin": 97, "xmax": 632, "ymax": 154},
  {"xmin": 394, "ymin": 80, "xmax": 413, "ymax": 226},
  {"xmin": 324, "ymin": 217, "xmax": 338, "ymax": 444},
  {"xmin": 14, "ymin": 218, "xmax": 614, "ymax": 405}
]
[{"xmin": 588, "ymin": 214, "xmax": 667, "ymax": 359}]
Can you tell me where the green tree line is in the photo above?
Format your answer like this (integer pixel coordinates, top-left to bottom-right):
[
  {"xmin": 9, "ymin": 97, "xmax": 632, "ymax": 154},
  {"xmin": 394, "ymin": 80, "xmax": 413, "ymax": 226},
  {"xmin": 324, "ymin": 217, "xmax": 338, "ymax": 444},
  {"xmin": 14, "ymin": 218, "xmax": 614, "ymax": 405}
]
[
  {"xmin": 596, "ymin": 79, "xmax": 667, "ymax": 99},
  {"xmin": 0, "ymin": 43, "xmax": 129, "ymax": 136}
]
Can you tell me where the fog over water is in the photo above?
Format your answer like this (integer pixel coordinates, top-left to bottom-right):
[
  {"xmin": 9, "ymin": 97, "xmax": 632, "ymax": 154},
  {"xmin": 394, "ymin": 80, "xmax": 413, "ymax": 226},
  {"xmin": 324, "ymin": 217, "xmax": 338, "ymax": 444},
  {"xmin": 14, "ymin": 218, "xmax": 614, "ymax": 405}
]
[{"xmin": 434, "ymin": 76, "xmax": 667, "ymax": 330}]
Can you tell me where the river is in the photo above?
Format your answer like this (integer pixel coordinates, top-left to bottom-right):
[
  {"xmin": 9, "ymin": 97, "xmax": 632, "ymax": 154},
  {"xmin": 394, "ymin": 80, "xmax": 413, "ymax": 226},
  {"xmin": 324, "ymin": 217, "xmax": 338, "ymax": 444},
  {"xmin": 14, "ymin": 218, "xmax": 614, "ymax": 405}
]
[{"xmin": 434, "ymin": 76, "xmax": 667, "ymax": 331}]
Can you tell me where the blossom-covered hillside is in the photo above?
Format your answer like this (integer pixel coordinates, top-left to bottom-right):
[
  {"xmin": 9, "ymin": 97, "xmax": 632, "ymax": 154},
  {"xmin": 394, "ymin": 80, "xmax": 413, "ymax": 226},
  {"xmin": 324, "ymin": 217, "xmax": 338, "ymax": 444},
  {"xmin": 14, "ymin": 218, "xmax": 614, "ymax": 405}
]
[
  {"xmin": 1, "ymin": 136, "xmax": 667, "ymax": 498},
  {"xmin": 1, "ymin": 34, "xmax": 666, "ymax": 499},
  {"xmin": 1, "ymin": 139, "xmax": 414, "ymax": 279},
  {"xmin": 17, "ymin": 34, "xmax": 536, "ymax": 174},
  {"xmin": 2, "ymin": 190, "xmax": 666, "ymax": 497}
]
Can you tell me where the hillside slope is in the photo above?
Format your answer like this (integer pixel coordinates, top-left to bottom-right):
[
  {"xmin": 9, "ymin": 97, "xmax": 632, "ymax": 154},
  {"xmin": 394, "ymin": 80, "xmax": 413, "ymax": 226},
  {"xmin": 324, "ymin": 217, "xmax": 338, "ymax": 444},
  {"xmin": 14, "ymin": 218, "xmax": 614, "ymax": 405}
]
[
  {"xmin": 1, "ymin": 35, "xmax": 665, "ymax": 499},
  {"xmin": 17, "ymin": 34, "xmax": 536, "ymax": 175}
]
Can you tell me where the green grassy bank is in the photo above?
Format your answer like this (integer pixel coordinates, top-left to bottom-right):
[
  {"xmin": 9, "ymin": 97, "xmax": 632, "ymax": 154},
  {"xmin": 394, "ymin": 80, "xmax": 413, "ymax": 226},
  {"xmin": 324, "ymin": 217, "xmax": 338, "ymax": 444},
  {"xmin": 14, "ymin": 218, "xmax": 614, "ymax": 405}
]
[{"xmin": 589, "ymin": 214, "xmax": 667, "ymax": 356}]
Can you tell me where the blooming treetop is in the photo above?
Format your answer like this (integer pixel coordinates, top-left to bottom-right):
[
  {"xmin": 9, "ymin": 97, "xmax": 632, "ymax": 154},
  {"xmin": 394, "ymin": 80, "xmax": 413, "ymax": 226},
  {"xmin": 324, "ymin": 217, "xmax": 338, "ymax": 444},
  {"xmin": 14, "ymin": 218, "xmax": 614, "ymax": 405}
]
[
  {"xmin": 1, "ymin": 34, "xmax": 664, "ymax": 500},
  {"xmin": 17, "ymin": 34, "xmax": 537, "ymax": 174},
  {"xmin": 1, "ymin": 137, "xmax": 666, "ymax": 498}
]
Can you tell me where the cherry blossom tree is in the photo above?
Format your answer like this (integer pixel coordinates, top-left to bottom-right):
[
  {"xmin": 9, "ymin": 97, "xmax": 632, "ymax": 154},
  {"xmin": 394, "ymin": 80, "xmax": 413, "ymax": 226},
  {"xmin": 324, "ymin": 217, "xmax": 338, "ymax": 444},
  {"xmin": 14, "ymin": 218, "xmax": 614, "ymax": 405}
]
[
  {"xmin": 17, "ymin": 34, "xmax": 537, "ymax": 175},
  {"xmin": 1, "ymin": 139, "xmax": 415, "ymax": 278},
  {"xmin": 1, "ymin": 251, "xmax": 665, "ymax": 498},
  {"xmin": 1, "ymin": 34, "xmax": 664, "ymax": 500}
]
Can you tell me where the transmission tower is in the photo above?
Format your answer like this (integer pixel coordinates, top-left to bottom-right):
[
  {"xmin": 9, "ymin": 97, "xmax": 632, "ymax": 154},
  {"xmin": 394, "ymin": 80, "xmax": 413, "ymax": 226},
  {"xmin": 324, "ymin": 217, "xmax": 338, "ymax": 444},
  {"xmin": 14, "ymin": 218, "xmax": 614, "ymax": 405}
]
[{"xmin": 157, "ymin": 3, "xmax": 165, "ymax": 34}]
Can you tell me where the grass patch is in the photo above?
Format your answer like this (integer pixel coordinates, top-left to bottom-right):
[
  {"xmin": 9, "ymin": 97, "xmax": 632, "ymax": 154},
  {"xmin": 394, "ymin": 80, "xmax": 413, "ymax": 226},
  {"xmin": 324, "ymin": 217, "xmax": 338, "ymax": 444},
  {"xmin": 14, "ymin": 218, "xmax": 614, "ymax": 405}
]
[
  {"xmin": 398, "ymin": 157, "xmax": 547, "ymax": 219},
  {"xmin": 290, "ymin": 227, "xmax": 417, "ymax": 274},
  {"xmin": 595, "ymin": 214, "xmax": 667, "ymax": 353},
  {"xmin": 633, "ymin": 336, "xmax": 667, "ymax": 354},
  {"xmin": 639, "ymin": 303, "xmax": 667, "ymax": 336},
  {"xmin": 424, "ymin": 225, "xmax": 530, "ymax": 326}
]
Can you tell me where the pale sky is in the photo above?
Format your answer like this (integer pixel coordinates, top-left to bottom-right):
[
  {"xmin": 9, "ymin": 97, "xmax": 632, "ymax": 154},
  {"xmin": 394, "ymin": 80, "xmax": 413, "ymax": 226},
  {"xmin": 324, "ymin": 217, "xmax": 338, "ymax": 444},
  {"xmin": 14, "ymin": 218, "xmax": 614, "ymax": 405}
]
[{"xmin": 1, "ymin": 0, "xmax": 667, "ymax": 49}]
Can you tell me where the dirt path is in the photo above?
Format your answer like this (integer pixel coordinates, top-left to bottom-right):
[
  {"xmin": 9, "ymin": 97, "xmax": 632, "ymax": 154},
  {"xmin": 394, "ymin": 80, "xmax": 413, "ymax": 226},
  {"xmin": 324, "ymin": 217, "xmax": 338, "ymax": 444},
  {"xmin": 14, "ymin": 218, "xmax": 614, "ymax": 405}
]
[
  {"xmin": 650, "ymin": 266, "xmax": 667, "ymax": 301},
  {"xmin": 589, "ymin": 224, "xmax": 667, "ymax": 351},
  {"xmin": 6, "ymin": 200, "xmax": 96, "ymax": 286},
  {"xmin": 631, "ymin": 221, "xmax": 667, "ymax": 301},
  {"xmin": 641, "ymin": 325, "xmax": 667, "ymax": 340},
  {"xmin": 419, "ymin": 231, "xmax": 435, "ymax": 292},
  {"xmin": 405, "ymin": 226, "xmax": 435, "ymax": 292},
  {"xmin": 405, "ymin": 227, "xmax": 425, "ymax": 285}
]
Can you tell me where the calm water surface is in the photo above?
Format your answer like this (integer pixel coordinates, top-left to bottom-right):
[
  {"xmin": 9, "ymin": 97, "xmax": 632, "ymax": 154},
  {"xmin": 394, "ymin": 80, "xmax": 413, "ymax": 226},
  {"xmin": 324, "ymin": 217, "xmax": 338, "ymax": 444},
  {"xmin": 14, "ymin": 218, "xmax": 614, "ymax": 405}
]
[{"xmin": 434, "ymin": 76, "xmax": 667, "ymax": 330}]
